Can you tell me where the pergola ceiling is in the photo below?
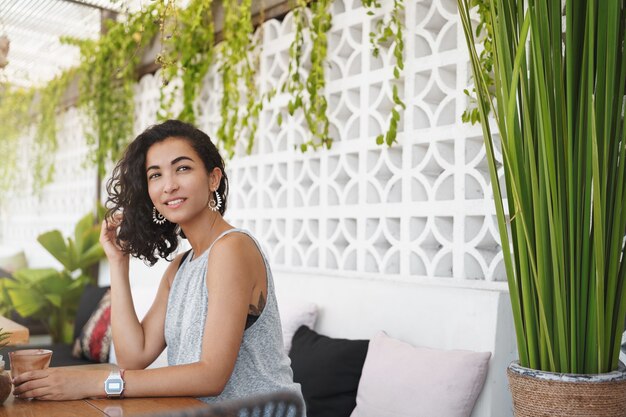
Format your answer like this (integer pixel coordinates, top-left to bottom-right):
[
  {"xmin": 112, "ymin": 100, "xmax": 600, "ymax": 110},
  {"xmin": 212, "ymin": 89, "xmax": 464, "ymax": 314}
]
[{"xmin": 0, "ymin": 0, "xmax": 128, "ymax": 88}]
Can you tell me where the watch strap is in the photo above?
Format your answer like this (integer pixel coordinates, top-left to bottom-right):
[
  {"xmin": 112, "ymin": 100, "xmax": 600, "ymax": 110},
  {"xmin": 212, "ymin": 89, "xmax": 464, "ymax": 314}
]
[{"xmin": 119, "ymin": 369, "xmax": 126, "ymax": 399}]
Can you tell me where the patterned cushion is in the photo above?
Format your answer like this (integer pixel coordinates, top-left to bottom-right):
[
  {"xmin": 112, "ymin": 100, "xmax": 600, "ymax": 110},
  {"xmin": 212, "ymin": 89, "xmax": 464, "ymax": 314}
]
[{"xmin": 72, "ymin": 290, "xmax": 112, "ymax": 363}]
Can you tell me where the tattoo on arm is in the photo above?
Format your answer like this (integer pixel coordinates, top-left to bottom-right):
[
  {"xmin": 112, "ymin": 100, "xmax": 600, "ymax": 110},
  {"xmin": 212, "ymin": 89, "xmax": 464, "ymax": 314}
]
[{"xmin": 249, "ymin": 291, "xmax": 266, "ymax": 316}]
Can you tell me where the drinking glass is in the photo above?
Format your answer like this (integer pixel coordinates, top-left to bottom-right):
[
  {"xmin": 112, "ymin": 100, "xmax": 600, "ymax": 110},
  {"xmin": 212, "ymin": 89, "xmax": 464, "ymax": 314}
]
[{"xmin": 9, "ymin": 349, "xmax": 53, "ymax": 379}]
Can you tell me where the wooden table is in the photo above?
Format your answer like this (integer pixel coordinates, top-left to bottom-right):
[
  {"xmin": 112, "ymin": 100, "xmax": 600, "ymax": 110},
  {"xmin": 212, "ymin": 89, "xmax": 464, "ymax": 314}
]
[
  {"xmin": 0, "ymin": 364, "xmax": 207, "ymax": 416},
  {"xmin": 0, "ymin": 393, "xmax": 207, "ymax": 417},
  {"xmin": 0, "ymin": 316, "xmax": 29, "ymax": 346}
]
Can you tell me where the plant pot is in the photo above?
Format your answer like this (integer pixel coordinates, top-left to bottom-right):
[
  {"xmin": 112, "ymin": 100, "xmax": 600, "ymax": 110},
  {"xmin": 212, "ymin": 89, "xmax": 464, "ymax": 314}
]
[{"xmin": 507, "ymin": 361, "xmax": 626, "ymax": 417}]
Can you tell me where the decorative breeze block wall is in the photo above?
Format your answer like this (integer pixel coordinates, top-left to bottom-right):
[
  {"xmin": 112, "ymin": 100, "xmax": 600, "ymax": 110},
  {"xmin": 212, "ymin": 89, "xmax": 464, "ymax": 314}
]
[{"xmin": 1, "ymin": 0, "xmax": 506, "ymax": 287}]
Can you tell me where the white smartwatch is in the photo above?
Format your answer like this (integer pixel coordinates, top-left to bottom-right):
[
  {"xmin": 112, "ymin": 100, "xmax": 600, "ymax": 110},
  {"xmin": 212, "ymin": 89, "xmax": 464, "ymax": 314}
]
[{"xmin": 104, "ymin": 369, "xmax": 125, "ymax": 398}]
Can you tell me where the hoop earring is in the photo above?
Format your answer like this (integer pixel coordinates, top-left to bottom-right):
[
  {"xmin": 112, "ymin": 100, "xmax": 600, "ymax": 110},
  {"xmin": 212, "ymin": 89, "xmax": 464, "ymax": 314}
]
[
  {"xmin": 152, "ymin": 207, "xmax": 166, "ymax": 225},
  {"xmin": 208, "ymin": 190, "xmax": 222, "ymax": 212}
]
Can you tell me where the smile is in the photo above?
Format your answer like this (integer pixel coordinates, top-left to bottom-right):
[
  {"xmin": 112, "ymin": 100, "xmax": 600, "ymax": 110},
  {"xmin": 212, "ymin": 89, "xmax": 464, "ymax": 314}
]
[{"xmin": 165, "ymin": 198, "xmax": 186, "ymax": 207}]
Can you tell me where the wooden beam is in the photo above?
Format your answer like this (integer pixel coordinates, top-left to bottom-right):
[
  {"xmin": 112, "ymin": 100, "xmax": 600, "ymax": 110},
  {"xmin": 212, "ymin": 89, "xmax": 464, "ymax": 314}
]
[{"xmin": 58, "ymin": 0, "xmax": 120, "ymax": 14}]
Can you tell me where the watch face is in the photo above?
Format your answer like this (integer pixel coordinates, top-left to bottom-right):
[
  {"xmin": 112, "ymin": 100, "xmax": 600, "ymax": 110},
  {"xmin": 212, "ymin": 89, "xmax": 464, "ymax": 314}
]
[{"xmin": 105, "ymin": 378, "xmax": 124, "ymax": 395}]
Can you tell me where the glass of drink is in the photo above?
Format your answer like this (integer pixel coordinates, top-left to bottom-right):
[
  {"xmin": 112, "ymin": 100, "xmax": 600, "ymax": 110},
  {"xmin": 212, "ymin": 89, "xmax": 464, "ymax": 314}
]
[{"xmin": 9, "ymin": 349, "xmax": 53, "ymax": 379}]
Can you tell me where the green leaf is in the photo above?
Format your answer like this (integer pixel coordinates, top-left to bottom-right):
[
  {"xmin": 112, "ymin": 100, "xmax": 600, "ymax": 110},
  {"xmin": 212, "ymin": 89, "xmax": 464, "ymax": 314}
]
[
  {"xmin": 8, "ymin": 288, "xmax": 47, "ymax": 318},
  {"xmin": 78, "ymin": 245, "xmax": 105, "ymax": 271},
  {"xmin": 37, "ymin": 230, "xmax": 70, "ymax": 269},
  {"xmin": 13, "ymin": 268, "xmax": 58, "ymax": 285},
  {"xmin": 74, "ymin": 212, "xmax": 95, "ymax": 252},
  {"xmin": 44, "ymin": 294, "xmax": 62, "ymax": 308}
]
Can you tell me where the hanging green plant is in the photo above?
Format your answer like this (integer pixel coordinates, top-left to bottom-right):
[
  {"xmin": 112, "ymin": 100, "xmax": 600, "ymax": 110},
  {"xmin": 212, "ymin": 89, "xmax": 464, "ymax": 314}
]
[
  {"xmin": 242, "ymin": 24, "xmax": 269, "ymax": 155},
  {"xmin": 32, "ymin": 70, "xmax": 73, "ymax": 192},
  {"xmin": 158, "ymin": 0, "xmax": 215, "ymax": 123},
  {"xmin": 0, "ymin": 85, "xmax": 34, "ymax": 194},
  {"xmin": 362, "ymin": 0, "xmax": 406, "ymax": 146},
  {"xmin": 66, "ymin": 4, "xmax": 160, "ymax": 176},
  {"xmin": 281, "ymin": 0, "xmax": 333, "ymax": 152},
  {"xmin": 217, "ymin": 0, "xmax": 261, "ymax": 157},
  {"xmin": 0, "ymin": 71, "xmax": 72, "ymax": 194}
]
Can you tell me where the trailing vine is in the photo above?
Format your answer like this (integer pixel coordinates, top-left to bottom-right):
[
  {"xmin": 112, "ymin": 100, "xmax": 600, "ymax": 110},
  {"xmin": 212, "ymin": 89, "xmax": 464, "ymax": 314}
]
[
  {"xmin": 461, "ymin": 0, "xmax": 494, "ymax": 124},
  {"xmin": 32, "ymin": 70, "xmax": 73, "ymax": 191},
  {"xmin": 242, "ymin": 19, "xmax": 268, "ymax": 155},
  {"xmin": 67, "ymin": 5, "xmax": 160, "ymax": 176},
  {"xmin": 0, "ymin": 70, "xmax": 72, "ymax": 194},
  {"xmin": 0, "ymin": 85, "xmax": 34, "ymax": 193},
  {"xmin": 217, "ymin": 0, "xmax": 260, "ymax": 157},
  {"xmin": 0, "ymin": 0, "xmax": 433, "ymax": 191},
  {"xmin": 362, "ymin": 0, "xmax": 406, "ymax": 146},
  {"xmin": 158, "ymin": 0, "xmax": 215, "ymax": 123},
  {"xmin": 281, "ymin": 0, "xmax": 333, "ymax": 152}
]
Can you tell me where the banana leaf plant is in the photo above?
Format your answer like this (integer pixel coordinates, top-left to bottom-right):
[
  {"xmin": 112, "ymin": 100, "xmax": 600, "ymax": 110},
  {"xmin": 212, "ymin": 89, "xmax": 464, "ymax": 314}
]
[
  {"xmin": 1, "ymin": 269, "xmax": 88, "ymax": 344},
  {"xmin": 37, "ymin": 208, "xmax": 105, "ymax": 282},
  {"xmin": 458, "ymin": 0, "xmax": 626, "ymax": 374},
  {"xmin": 0, "ymin": 210, "xmax": 104, "ymax": 343}
]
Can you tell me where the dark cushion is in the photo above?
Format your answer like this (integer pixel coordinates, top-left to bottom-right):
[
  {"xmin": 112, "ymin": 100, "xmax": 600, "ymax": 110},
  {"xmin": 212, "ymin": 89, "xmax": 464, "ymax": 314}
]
[{"xmin": 289, "ymin": 326, "xmax": 369, "ymax": 417}]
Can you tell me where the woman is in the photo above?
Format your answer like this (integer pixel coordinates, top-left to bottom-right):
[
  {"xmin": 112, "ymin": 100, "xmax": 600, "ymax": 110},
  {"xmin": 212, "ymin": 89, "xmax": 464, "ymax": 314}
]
[{"xmin": 12, "ymin": 120, "xmax": 304, "ymax": 408}]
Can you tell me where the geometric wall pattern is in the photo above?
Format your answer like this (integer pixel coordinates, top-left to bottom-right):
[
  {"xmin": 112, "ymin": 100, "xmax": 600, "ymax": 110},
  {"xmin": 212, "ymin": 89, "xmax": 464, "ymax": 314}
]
[{"xmin": 1, "ymin": 0, "xmax": 507, "ymax": 286}]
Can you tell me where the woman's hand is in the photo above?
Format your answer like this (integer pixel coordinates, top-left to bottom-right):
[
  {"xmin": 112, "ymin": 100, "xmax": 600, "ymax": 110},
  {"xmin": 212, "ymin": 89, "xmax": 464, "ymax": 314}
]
[
  {"xmin": 100, "ymin": 213, "xmax": 128, "ymax": 264},
  {"xmin": 12, "ymin": 368, "xmax": 109, "ymax": 401}
]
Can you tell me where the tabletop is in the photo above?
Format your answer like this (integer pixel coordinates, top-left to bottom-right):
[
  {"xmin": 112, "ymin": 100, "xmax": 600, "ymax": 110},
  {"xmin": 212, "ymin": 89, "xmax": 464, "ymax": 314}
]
[
  {"xmin": 0, "ymin": 364, "xmax": 207, "ymax": 417},
  {"xmin": 0, "ymin": 317, "xmax": 29, "ymax": 346},
  {"xmin": 0, "ymin": 393, "xmax": 207, "ymax": 417}
]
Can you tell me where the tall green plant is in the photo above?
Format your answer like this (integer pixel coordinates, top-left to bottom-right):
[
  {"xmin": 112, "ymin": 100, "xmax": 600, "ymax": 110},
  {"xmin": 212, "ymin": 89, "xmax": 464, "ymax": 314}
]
[
  {"xmin": 461, "ymin": 0, "xmax": 494, "ymax": 125},
  {"xmin": 459, "ymin": 0, "xmax": 626, "ymax": 373},
  {"xmin": 0, "ymin": 211, "xmax": 105, "ymax": 343}
]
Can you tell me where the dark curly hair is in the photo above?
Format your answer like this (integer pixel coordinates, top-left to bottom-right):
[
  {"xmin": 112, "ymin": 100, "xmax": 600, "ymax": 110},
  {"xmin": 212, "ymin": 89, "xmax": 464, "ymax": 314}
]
[{"xmin": 105, "ymin": 119, "xmax": 229, "ymax": 266}]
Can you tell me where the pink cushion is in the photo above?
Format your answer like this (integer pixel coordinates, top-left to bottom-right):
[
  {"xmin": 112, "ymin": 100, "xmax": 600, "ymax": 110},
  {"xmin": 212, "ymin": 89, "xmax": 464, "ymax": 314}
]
[
  {"xmin": 278, "ymin": 301, "xmax": 318, "ymax": 352},
  {"xmin": 350, "ymin": 332, "xmax": 491, "ymax": 417}
]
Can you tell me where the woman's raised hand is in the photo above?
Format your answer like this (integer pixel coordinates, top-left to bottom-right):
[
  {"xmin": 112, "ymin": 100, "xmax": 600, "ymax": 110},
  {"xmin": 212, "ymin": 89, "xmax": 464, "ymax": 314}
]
[{"xmin": 100, "ymin": 213, "xmax": 128, "ymax": 263}]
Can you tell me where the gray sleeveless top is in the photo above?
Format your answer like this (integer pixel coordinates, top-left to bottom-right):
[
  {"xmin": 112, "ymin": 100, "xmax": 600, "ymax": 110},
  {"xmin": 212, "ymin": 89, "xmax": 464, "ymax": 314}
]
[{"xmin": 164, "ymin": 228, "xmax": 304, "ymax": 410}]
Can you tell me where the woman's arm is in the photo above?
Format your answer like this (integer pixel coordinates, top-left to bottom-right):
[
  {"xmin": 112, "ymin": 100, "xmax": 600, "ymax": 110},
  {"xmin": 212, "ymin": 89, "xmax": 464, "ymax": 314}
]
[
  {"xmin": 110, "ymin": 253, "xmax": 183, "ymax": 370},
  {"xmin": 100, "ymin": 216, "xmax": 181, "ymax": 370},
  {"xmin": 13, "ymin": 232, "xmax": 264, "ymax": 400}
]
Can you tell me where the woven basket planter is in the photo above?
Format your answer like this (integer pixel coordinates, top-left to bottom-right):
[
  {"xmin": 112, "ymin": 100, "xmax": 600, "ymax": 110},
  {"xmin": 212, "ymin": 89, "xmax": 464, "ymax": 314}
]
[{"xmin": 507, "ymin": 361, "xmax": 626, "ymax": 417}]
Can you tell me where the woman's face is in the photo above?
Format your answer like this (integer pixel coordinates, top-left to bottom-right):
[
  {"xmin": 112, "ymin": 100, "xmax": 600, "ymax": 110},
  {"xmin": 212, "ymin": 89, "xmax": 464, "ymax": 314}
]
[{"xmin": 145, "ymin": 137, "xmax": 219, "ymax": 225}]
